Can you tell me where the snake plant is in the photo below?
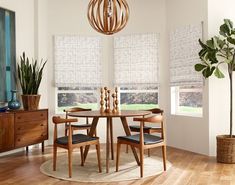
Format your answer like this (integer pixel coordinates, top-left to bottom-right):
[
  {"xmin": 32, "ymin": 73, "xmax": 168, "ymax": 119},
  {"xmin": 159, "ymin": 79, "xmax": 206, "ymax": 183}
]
[{"xmin": 18, "ymin": 52, "xmax": 47, "ymax": 95}]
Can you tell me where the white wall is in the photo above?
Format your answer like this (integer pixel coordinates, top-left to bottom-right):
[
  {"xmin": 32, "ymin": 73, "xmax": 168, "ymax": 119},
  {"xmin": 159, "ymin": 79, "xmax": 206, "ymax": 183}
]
[
  {"xmin": 165, "ymin": 0, "xmax": 210, "ymax": 155},
  {"xmin": 0, "ymin": 0, "xmax": 35, "ymax": 59},
  {"xmin": 207, "ymin": 0, "xmax": 235, "ymax": 156},
  {"xmin": 46, "ymin": 0, "xmax": 167, "ymax": 144}
]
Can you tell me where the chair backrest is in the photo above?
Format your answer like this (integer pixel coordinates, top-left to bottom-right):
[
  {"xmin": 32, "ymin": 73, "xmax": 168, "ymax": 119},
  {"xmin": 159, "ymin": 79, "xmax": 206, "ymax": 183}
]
[
  {"xmin": 145, "ymin": 108, "xmax": 163, "ymax": 115},
  {"xmin": 133, "ymin": 115, "xmax": 165, "ymax": 146},
  {"xmin": 64, "ymin": 107, "xmax": 92, "ymax": 123},
  {"xmin": 52, "ymin": 116, "xmax": 78, "ymax": 145}
]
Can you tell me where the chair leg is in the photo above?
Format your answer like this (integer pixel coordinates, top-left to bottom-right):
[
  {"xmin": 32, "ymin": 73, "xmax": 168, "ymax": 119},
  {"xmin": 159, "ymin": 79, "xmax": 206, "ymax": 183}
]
[
  {"xmin": 80, "ymin": 146, "xmax": 84, "ymax": 166},
  {"xmin": 96, "ymin": 143, "xmax": 102, "ymax": 173},
  {"xmin": 94, "ymin": 129, "xmax": 97, "ymax": 137},
  {"xmin": 65, "ymin": 128, "xmax": 67, "ymax": 136},
  {"xmin": 68, "ymin": 149, "xmax": 72, "ymax": 178},
  {"xmin": 116, "ymin": 142, "xmax": 121, "ymax": 172},
  {"xmin": 148, "ymin": 149, "xmax": 151, "ymax": 157},
  {"xmin": 53, "ymin": 145, "xmax": 57, "ymax": 171},
  {"xmin": 140, "ymin": 148, "xmax": 144, "ymax": 178},
  {"xmin": 162, "ymin": 145, "xmax": 167, "ymax": 171}
]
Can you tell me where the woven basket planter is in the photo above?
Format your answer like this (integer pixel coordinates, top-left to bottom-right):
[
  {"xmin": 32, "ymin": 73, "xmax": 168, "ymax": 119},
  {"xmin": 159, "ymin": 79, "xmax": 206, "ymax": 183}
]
[{"xmin": 217, "ymin": 135, "xmax": 235, "ymax": 163}]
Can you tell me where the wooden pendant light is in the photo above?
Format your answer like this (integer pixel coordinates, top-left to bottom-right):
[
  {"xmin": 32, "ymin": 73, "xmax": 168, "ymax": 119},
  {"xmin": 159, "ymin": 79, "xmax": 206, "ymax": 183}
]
[{"xmin": 87, "ymin": 0, "xmax": 130, "ymax": 35}]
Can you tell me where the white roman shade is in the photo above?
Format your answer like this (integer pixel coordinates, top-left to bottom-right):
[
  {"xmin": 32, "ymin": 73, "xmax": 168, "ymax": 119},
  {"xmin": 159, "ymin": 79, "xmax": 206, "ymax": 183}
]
[
  {"xmin": 114, "ymin": 33, "xmax": 159, "ymax": 87},
  {"xmin": 170, "ymin": 24, "xmax": 203, "ymax": 87},
  {"xmin": 54, "ymin": 35, "xmax": 102, "ymax": 87}
]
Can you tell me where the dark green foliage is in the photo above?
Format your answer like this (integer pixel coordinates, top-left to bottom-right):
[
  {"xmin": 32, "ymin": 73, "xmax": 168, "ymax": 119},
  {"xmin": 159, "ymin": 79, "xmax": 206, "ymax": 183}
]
[
  {"xmin": 18, "ymin": 52, "xmax": 47, "ymax": 95},
  {"xmin": 196, "ymin": 19, "xmax": 235, "ymax": 79}
]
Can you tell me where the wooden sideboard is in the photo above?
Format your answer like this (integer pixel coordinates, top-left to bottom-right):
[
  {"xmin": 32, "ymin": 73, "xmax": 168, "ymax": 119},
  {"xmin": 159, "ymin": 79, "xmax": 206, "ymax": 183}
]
[{"xmin": 0, "ymin": 109, "xmax": 48, "ymax": 153}]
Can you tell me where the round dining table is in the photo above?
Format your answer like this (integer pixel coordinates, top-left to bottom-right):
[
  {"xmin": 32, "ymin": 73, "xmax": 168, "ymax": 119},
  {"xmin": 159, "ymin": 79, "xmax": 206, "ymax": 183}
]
[{"xmin": 68, "ymin": 110, "xmax": 151, "ymax": 173}]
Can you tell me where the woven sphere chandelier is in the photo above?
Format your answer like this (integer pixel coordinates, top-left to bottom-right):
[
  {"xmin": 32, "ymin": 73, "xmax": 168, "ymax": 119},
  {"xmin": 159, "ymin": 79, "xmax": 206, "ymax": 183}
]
[{"xmin": 87, "ymin": 0, "xmax": 130, "ymax": 35}]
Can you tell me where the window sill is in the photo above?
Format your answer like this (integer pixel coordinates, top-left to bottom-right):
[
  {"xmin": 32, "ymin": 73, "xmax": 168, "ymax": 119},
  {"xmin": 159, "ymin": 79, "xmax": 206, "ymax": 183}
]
[{"xmin": 171, "ymin": 112, "xmax": 203, "ymax": 118}]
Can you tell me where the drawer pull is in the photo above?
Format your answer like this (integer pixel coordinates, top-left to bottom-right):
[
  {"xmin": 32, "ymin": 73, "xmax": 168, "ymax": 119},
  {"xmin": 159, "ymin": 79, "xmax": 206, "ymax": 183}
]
[
  {"xmin": 18, "ymin": 127, "xmax": 21, "ymax": 130},
  {"xmin": 40, "ymin": 124, "xmax": 44, "ymax": 126},
  {"xmin": 40, "ymin": 114, "xmax": 44, "ymax": 117},
  {"xmin": 17, "ymin": 117, "xmax": 21, "ymax": 119},
  {"xmin": 18, "ymin": 139, "xmax": 21, "ymax": 142}
]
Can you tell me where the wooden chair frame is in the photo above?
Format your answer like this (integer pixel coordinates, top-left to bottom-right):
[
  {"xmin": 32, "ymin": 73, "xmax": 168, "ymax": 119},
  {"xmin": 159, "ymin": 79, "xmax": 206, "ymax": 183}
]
[
  {"xmin": 127, "ymin": 108, "xmax": 164, "ymax": 156},
  {"xmin": 64, "ymin": 107, "xmax": 96, "ymax": 136},
  {"xmin": 52, "ymin": 116, "xmax": 102, "ymax": 178},
  {"xmin": 116, "ymin": 115, "xmax": 166, "ymax": 177}
]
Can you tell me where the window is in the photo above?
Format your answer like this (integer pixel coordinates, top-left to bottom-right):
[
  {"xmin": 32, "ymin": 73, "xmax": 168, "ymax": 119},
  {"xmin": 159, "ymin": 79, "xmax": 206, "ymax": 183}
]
[
  {"xmin": 171, "ymin": 86, "xmax": 202, "ymax": 115},
  {"xmin": 56, "ymin": 87, "xmax": 98, "ymax": 113},
  {"xmin": 114, "ymin": 33, "xmax": 159, "ymax": 110},
  {"xmin": 170, "ymin": 24, "xmax": 203, "ymax": 116},
  {"xmin": 120, "ymin": 86, "xmax": 158, "ymax": 110},
  {"xmin": 54, "ymin": 35, "xmax": 101, "ymax": 113}
]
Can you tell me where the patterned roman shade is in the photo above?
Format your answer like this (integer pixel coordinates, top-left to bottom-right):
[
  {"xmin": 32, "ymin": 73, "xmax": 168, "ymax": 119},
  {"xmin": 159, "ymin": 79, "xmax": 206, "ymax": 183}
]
[
  {"xmin": 114, "ymin": 33, "xmax": 159, "ymax": 87},
  {"xmin": 170, "ymin": 24, "xmax": 203, "ymax": 86},
  {"xmin": 54, "ymin": 35, "xmax": 102, "ymax": 87}
]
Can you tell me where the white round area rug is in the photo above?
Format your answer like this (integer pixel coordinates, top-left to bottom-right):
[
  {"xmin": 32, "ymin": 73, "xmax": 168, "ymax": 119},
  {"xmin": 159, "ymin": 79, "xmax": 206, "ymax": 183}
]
[{"xmin": 40, "ymin": 150, "xmax": 171, "ymax": 182}]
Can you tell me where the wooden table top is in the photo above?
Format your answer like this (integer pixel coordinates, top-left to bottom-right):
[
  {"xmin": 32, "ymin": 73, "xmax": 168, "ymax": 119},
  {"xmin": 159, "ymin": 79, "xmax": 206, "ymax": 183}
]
[{"xmin": 68, "ymin": 110, "xmax": 151, "ymax": 118}]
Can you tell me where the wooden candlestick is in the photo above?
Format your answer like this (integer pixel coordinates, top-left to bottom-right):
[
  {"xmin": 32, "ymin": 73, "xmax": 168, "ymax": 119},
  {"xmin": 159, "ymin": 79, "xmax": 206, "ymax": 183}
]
[
  {"xmin": 115, "ymin": 87, "xmax": 119, "ymax": 112},
  {"xmin": 112, "ymin": 93, "xmax": 117, "ymax": 113},
  {"xmin": 100, "ymin": 87, "xmax": 104, "ymax": 113},
  {"xmin": 104, "ymin": 87, "xmax": 108, "ymax": 112},
  {"xmin": 107, "ymin": 90, "xmax": 111, "ymax": 113}
]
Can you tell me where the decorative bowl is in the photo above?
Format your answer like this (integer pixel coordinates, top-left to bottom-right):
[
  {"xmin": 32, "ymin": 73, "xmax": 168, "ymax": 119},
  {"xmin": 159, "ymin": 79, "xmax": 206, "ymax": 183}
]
[
  {"xmin": 0, "ymin": 102, "xmax": 8, "ymax": 112},
  {"xmin": 0, "ymin": 106, "xmax": 8, "ymax": 112}
]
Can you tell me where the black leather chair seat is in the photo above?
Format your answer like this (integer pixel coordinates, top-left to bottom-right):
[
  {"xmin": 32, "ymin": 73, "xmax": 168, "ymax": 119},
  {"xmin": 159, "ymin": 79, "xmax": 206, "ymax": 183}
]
[
  {"xmin": 56, "ymin": 134, "xmax": 97, "ymax": 145},
  {"xmin": 71, "ymin": 124, "xmax": 92, "ymax": 128},
  {"xmin": 118, "ymin": 134, "xmax": 163, "ymax": 145},
  {"xmin": 129, "ymin": 125, "xmax": 160, "ymax": 130}
]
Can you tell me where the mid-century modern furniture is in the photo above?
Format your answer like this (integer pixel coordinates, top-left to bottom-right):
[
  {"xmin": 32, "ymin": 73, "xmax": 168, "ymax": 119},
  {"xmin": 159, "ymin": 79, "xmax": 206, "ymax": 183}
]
[
  {"xmin": 127, "ymin": 108, "xmax": 164, "ymax": 156},
  {"xmin": 64, "ymin": 107, "xmax": 94, "ymax": 136},
  {"xmin": 52, "ymin": 116, "xmax": 102, "ymax": 178},
  {"xmin": 0, "ymin": 109, "xmax": 48, "ymax": 153},
  {"xmin": 116, "ymin": 115, "xmax": 166, "ymax": 177},
  {"xmin": 68, "ymin": 110, "xmax": 151, "ymax": 173}
]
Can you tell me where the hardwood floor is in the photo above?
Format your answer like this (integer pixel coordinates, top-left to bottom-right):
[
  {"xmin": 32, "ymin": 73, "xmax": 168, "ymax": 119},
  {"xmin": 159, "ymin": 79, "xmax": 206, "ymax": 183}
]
[{"xmin": 0, "ymin": 145, "xmax": 235, "ymax": 185}]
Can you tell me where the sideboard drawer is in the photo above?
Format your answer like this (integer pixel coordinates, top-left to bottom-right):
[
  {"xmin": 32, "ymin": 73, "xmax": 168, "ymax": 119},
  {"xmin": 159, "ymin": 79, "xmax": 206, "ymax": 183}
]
[
  {"xmin": 15, "ymin": 131, "xmax": 47, "ymax": 148},
  {"xmin": 15, "ymin": 110, "xmax": 47, "ymax": 123},
  {"xmin": 15, "ymin": 120, "xmax": 47, "ymax": 134}
]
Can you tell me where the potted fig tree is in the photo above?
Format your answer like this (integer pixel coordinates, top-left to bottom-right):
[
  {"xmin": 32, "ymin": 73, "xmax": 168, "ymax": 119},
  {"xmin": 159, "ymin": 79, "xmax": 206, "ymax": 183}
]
[
  {"xmin": 18, "ymin": 52, "xmax": 47, "ymax": 110},
  {"xmin": 195, "ymin": 19, "xmax": 235, "ymax": 163}
]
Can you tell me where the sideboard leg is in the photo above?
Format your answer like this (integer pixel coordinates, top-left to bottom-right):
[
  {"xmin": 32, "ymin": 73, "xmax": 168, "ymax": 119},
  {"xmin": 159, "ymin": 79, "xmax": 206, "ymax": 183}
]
[
  {"xmin": 42, "ymin": 141, "xmax": 44, "ymax": 153},
  {"xmin": 26, "ymin": 146, "xmax": 29, "ymax": 153}
]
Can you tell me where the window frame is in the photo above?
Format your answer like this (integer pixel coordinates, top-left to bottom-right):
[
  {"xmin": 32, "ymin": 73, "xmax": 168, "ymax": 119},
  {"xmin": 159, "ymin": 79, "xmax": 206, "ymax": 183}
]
[
  {"xmin": 171, "ymin": 86, "xmax": 203, "ymax": 117},
  {"xmin": 55, "ymin": 87, "xmax": 99, "ymax": 114},
  {"xmin": 119, "ymin": 86, "xmax": 159, "ymax": 110}
]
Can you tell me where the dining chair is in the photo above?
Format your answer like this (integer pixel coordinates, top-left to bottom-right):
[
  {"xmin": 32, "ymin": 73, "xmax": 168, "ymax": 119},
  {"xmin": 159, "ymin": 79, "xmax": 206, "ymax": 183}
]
[
  {"xmin": 64, "ymin": 107, "xmax": 96, "ymax": 136},
  {"xmin": 52, "ymin": 116, "xmax": 102, "ymax": 178},
  {"xmin": 127, "ymin": 108, "xmax": 164, "ymax": 156},
  {"xmin": 116, "ymin": 115, "xmax": 166, "ymax": 177}
]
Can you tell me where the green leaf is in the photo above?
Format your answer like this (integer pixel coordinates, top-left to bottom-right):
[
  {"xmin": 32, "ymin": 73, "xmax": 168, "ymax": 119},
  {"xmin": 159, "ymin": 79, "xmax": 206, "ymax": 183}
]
[
  {"xmin": 220, "ymin": 23, "xmax": 231, "ymax": 37},
  {"xmin": 224, "ymin": 19, "xmax": 233, "ymax": 30},
  {"xmin": 207, "ymin": 51, "xmax": 218, "ymax": 64},
  {"xmin": 227, "ymin": 37, "xmax": 235, "ymax": 45},
  {"xmin": 195, "ymin": 64, "xmax": 207, "ymax": 71},
  {"xmin": 17, "ymin": 52, "xmax": 47, "ymax": 95},
  {"xmin": 206, "ymin": 39, "xmax": 215, "ymax": 49},
  {"xmin": 214, "ymin": 67, "xmax": 225, "ymax": 78}
]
